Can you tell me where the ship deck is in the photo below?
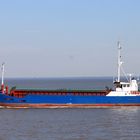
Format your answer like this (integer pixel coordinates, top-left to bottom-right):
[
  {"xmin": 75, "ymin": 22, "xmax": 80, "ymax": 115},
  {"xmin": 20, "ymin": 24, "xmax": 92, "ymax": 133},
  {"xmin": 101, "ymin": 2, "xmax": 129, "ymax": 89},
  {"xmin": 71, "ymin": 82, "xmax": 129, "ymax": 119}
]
[{"xmin": 10, "ymin": 88, "xmax": 109, "ymax": 98}]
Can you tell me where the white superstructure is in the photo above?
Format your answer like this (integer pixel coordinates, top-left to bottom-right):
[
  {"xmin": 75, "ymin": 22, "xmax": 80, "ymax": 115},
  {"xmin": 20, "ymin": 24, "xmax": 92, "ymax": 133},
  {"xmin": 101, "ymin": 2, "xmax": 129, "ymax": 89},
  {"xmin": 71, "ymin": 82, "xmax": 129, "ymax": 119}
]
[{"xmin": 107, "ymin": 42, "xmax": 140, "ymax": 96}]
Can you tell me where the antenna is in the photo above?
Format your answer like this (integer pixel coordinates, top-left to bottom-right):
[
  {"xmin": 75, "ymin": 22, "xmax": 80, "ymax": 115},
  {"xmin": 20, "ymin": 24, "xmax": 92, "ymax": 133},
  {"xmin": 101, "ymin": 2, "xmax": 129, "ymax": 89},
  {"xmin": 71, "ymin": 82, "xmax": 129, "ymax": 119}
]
[
  {"xmin": 127, "ymin": 73, "xmax": 133, "ymax": 82},
  {"xmin": 137, "ymin": 76, "xmax": 140, "ymax": 81}
]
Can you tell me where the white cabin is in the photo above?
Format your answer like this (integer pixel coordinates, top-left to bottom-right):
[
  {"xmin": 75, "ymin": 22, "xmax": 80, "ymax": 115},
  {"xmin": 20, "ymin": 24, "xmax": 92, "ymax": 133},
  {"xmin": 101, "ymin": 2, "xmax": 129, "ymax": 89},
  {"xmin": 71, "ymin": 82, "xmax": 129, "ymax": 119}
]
[{"xmin": 107, "ymin": 79, "xmax": 139, "ymax": 96}]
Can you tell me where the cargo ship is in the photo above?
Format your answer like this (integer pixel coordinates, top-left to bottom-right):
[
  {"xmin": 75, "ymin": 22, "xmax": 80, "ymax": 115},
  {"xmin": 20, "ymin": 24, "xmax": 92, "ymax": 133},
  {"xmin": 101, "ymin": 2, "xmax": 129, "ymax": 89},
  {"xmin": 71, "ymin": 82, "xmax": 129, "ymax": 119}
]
[{"xmin": 0, "ymin": 42, "xmax": 140, "ymax": 108}]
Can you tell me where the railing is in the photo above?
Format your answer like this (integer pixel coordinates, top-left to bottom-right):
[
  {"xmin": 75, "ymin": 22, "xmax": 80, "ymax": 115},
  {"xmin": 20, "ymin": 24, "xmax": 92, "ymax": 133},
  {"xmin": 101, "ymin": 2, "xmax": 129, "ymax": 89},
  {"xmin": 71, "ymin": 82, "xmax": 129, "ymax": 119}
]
[{"xmin": 131, "ymin": 91, "xmax": 140, "ymax": 95}]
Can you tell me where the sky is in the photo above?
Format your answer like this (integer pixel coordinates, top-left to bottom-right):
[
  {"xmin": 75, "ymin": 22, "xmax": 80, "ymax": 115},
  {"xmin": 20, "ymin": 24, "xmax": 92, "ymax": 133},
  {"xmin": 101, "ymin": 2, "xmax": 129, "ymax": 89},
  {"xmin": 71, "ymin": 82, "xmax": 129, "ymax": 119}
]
[{"xmin": 0, "ymin": 0, "xmax": 140, "ymax": 78}]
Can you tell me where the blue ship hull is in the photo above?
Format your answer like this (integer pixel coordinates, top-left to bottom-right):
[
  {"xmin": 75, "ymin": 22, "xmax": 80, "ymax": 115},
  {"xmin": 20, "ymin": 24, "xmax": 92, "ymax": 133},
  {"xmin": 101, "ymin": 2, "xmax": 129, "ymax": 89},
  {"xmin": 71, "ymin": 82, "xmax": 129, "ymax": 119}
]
[{"xmin": 0, "ymin": 93, "xmax": 140, "ymax": 108}]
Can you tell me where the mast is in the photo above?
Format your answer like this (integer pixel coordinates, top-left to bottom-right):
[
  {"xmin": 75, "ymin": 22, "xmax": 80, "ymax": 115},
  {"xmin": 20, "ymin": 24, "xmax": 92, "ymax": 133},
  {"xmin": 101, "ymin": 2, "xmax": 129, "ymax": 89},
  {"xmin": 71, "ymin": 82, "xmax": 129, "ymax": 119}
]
[
  {"xmin": 1, "ymin": 63, "xmax": 5, "ymax": 93},
  {"xmin": 117, "ymin": 42, "xmax": 122, "ymax": 82},
  {"xmin": 1, "ymin": 63, "xmax": 5, "ymax": 86}
]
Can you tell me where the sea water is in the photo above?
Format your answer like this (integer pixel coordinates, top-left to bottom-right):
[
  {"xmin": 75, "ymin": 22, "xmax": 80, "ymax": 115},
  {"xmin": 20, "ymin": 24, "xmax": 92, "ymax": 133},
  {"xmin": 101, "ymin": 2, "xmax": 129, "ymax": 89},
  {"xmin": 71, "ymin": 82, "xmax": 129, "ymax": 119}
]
[{"xmin": 0, "ymin": 77, "xmax": 140, "ymax": 140}]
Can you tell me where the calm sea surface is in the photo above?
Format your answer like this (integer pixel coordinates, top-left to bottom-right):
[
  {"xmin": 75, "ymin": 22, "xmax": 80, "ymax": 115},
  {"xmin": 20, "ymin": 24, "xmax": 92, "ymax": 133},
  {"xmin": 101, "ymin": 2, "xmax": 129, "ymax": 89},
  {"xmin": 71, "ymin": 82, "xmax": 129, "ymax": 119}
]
[{"xmin": 0, "ymin": 77, "xmax": 140, "ymax": 140}]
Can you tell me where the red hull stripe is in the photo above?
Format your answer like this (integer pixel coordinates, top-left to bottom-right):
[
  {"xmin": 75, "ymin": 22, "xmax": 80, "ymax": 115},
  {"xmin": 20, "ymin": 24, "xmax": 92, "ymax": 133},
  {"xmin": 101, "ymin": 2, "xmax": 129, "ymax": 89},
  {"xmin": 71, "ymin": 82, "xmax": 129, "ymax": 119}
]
[{"xmin": 0, "ymin": 103, "xmax": 140, "ymax": 108}]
